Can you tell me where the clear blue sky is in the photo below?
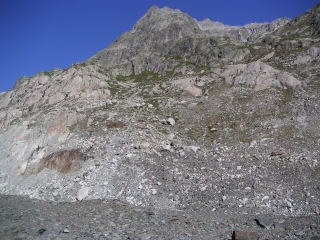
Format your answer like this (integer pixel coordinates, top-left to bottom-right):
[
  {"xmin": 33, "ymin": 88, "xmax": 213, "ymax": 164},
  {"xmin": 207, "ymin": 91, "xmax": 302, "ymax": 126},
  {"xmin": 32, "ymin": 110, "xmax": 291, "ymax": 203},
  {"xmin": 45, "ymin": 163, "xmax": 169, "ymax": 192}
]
[{"xmin": 0, "ymin": 0, "xmax": 318, "ymax": 93}]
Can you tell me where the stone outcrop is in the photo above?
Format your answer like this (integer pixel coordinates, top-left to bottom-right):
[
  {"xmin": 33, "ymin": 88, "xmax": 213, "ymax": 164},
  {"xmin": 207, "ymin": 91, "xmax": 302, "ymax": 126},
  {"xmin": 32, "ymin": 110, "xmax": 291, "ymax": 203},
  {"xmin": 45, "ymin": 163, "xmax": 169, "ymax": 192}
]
[
  {"xmin": 0, "ymin": 65, "xmax": 111, "ymax": 111},
  {"xmin": 294, "ymin": 43, "xmax": 320, "ymax": 64},
  {"xmin": 212, "ymin": 61, "xmax": 301, "ymax": 91}
]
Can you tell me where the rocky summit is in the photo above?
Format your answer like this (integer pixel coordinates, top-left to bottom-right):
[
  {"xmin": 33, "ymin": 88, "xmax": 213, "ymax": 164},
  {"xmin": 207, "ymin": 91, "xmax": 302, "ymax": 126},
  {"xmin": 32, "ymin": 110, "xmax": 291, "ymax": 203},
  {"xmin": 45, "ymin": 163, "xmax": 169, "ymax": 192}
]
[{"xmin": 1, "ymin": 4, "xmax": 320, "ymax": 239}]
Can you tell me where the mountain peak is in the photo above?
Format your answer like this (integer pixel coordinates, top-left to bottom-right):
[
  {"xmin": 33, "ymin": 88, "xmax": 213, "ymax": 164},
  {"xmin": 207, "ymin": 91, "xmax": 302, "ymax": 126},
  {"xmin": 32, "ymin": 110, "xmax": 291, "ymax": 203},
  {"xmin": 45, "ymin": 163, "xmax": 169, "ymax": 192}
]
[
  {"xmin": 143, "ymin": 5, "xmax": 182, "ymax": 18},
  {"xmin": 134, "ymin": 6, "xmax": 183, "ymax": 30},
  {"xmin": 145, "ymin": 5, "xmax": 160, "ymax": 17},
  {"xmin": 146, "ymin": 5, "xmax": 181, "ymax": 15}
]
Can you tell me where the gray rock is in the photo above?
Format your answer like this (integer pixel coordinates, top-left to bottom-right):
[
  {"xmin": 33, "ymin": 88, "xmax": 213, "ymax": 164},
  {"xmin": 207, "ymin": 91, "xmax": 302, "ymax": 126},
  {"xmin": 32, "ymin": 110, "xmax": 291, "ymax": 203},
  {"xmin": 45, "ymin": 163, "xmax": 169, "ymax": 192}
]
[
  {"xmin": 294, "ymin": 230, "xmax": 304, "ymax": 236},
  {"xmin": 167, "ymin": 118, "xmax": 175, "ymax": 126},
  {"xmin": 77, "ymin": 187, "xmax": 89, "ymax": 201},
  {"xmin": 136, "ymin": 142, "xmax": 150, "ymax": 149},
  {"xmin": 256, "ymin": 217, "xmax": 273, "ymax": 229},
  {"xmin": 52, "ymin": 225, "xmax": 63, "ymax": 234}
]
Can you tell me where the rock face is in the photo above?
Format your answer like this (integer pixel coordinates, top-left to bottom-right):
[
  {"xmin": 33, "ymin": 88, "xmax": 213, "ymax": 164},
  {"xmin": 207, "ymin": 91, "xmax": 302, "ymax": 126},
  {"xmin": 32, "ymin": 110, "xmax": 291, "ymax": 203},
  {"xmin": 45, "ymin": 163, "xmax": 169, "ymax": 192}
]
[
  {"xmin": 88, "ymin": 5, "xmax": 290, "ymax": 78},
  {"xmin": 0, "ymin": 5, "xmax": 320, "ymax": 237},
  {"xmin": 0, "ymin": 65, "xmax": 111, "ymax": 110},
  {"xmin": 196, "ymin": 17, "xmax": 291, "ymax": 42},
  {"xmin": 212, "ymin": 61, "xmax": 301, "ymax": 91}
]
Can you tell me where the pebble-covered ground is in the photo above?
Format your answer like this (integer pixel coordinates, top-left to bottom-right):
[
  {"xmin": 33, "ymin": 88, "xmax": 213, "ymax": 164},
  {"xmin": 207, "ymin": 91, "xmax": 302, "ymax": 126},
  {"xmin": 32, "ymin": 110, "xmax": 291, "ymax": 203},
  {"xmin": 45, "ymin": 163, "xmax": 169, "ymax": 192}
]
[{"xmin": 1, "ymin": 194, "xmax": 320, "ymax": 240}]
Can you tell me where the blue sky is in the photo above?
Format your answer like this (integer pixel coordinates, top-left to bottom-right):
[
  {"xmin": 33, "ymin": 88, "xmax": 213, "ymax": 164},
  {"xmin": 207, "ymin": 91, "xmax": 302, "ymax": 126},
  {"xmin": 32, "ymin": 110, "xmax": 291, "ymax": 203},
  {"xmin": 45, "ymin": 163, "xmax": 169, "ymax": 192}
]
[{"xmin": 0, "ymin": 0, "xmax": 318, "ymax": 93}]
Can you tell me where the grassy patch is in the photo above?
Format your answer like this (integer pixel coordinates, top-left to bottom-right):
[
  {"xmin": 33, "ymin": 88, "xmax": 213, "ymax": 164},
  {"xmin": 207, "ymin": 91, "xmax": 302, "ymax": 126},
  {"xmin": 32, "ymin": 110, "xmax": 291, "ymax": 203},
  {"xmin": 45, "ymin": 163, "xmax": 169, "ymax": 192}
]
[{"xmin": 281, "ymin": 87, "xmax": 294, "ymax": 102}]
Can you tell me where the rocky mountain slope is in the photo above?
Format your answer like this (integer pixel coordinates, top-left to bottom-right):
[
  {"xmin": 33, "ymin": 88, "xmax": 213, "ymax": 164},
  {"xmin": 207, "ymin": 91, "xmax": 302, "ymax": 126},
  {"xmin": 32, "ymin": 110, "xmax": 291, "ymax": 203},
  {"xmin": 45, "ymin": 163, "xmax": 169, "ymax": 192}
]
[{"xmin": 1, "ymin": 3, "xmax": 320, "ymax": 239}]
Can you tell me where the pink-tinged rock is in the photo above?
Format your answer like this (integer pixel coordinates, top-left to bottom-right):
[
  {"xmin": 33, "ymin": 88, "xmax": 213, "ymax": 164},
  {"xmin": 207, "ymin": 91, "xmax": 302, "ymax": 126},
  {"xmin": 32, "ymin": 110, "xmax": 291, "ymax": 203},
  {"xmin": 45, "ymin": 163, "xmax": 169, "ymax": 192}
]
[
  {"xmin": 67, "ymin": 114, "xmax": 77, "ymax": 127},
  {"xmin": 48, "ymin": 112, "xmax": 69, "ymax": 135},
  {"xmin": 277, "ymin": 72, "xmax": 301, "ymax": 88},
  {"xmin": 17, "ymin": 162, "xmax": 28, "ymax": 175},
  {"xmin": 24, "ymin": 92, "xmax": 43, "ymax": 106},
  {"xmin": 172, "ymin": 78, "xmax": 202, "ymax": 96},
  {"xmin": 48, "ymin": 92, "xmax": 65, "ymax": 105},
  {"xmin": 62, "ymin": 76, "xmax": 83, "ymax": 93},
  {"xmin": 212, "ymin": 61, "xmax": 300, "ymax": 91},
  {"xmin": 14, "ymin": 128, "xmax": 28, "ymax": 142},
  {"xmin": 5, "ymin": 109, "xmax": 22, "ymax": 123},
  {"xmin": 233, "ymin": 231, "xmax": 260, "ymax": 240},
  {"xmin": 31, "ymin": 74, "xmax": 50, "ymax": 85},
  {"xmin": 82, "ymin": 89, "xmax": 111, "ymax": 100},
  {"xmin": 87, "ymin": 118, "xmax": 94, "ymax": 127}
]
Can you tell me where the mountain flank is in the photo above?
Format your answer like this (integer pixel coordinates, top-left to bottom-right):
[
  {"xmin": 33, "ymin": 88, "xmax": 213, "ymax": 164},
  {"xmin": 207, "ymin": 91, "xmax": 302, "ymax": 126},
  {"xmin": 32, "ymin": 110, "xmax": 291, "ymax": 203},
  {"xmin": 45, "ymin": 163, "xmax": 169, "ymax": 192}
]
[{"xmin": 0, "ymin": 4, "xmax": 320, "ymax": 239}]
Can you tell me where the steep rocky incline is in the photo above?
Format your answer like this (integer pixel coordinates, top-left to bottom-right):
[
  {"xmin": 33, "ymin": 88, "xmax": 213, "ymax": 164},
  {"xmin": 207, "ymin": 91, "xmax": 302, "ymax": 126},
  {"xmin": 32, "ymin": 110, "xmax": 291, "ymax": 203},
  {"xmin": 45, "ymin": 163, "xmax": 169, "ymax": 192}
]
[
  {"xmin": 0, "ymin": 4, "xmax": 320, "ymax": 239},
  {"xmin": 88, "ymin": 5, "xmax": 290, "ymax": 77}
]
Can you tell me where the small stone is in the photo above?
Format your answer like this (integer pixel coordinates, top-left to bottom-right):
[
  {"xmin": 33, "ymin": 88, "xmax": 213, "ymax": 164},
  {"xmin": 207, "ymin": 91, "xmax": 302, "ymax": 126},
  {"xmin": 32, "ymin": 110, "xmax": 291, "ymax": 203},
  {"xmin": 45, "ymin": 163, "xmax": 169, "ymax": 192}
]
[
  {"xmin": 256, "ymin": 217, "xmax": 273, "ymax": 229},
  {"xmin": 87, "ymin": 118, "xmax": 94, "ymax": 127},
  {"xmin": 179, "ymin": 150, "xmax": 185, "ymax": 157},
  {"xmin": 162, "ymin": 144, "xmax": 171, "ymax": 151},
  {"xmin": 52, "ymin": 225, "xmax": 63, "ymax": 234},
  {"xmin": 17, "ymin": 162, "xmax": 28, "ymax": 175},
  {"xmin": 239, "ymin": 198, "xmax": 248, "ymax": 205},
  {"xmin": 151, "ymin": 189, "xmax": 157, "ymax": 195},
  {"xmin": 37, "ymin": 229, "xmax": 47, "ymax": 234},
  {"xmin": 221, "ymin": 190, "xmax": 227, "ymax": 195},
  {"xmin": 294, "ymin": 230, "xmax": 304, "ymax": 236},
  {"xmin": 167, "ymin": 117, "xmax": 175, "ymax": 126},
  {"xmin": 112, "ymin": 230, "xmax": 121, "ymax": 236},
  {"xmin": 77, "ymin": 187, "xmax": 89, "ymax": 201},
  {"xmin": 109, "ymin": 221, "xmax": 116, "ymax": 227},
  {"xmin": 170, "ymin": 140, "xmax": 180, "ymax": 147},
  {"xmin": 271, "ymin": 151, "xmax": 285, "ymax": 156},
  {"xmin": 284, "ymin": 222, "xmax": 293, "ymax": 230},
  {"xmin": 190, "ymin": 146, "xmax": 200, "ymax": 152},
  {"xmin": 250, "ymin": 140, "xmax": 257, "ymax": 147},
  {"xmin": 262, "ymin": 196, "xmax": 269, "ymax": 202},
  {"xmin": 63, "ymin": 229, "xmax": 70, "ymax": 233},
  {"xmin": 233, "ymin": 231, "xmax": 259, "ymax": 240},
  {"xmin": 136, "ymin": 142, "xmax": 150, "ymax": 149},
  {"xmin": 222, "ymin": 196, "xmax": 227, "ymax": 201}
]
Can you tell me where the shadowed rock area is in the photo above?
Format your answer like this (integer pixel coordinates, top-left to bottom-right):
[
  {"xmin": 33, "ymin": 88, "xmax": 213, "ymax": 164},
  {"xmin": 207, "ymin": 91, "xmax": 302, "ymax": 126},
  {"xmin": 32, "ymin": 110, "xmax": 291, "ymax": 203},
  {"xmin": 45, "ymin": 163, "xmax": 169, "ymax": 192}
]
[{"xmin": 32, "ymin": 149, "xmax": 88, "ymax": 174}]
